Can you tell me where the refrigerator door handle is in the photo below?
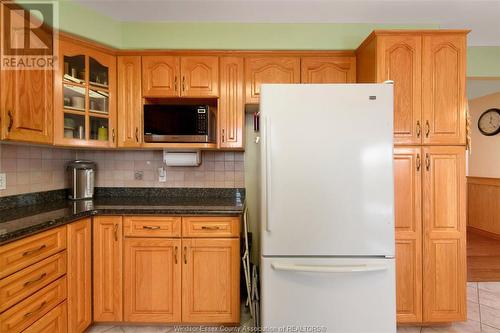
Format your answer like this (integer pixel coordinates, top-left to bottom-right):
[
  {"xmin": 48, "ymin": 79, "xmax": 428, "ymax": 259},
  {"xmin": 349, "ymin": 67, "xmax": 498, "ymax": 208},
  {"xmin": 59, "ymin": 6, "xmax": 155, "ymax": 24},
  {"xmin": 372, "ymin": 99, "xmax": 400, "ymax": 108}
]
[
  {"xmin": 264, "ymin": 116, "xmax": 272, "ymax": 232},
  {"xmin": 271, "ymin": 263, "xmax": 388, "ymax": 273}
]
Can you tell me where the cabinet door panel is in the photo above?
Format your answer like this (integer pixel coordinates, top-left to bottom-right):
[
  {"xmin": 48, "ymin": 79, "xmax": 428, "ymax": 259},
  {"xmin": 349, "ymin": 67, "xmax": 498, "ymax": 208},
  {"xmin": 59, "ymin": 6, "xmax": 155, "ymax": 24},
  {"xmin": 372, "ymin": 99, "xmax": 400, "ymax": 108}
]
[
  {"xmin": 142, "ymin": 56, "xmax": 179, "ymax": 97},
  {"xmin": 422, "ymin": 146, "xmax": 466, "ymax": 322},
  {"xmin": 394, "ymin": 147, "xmax": 422, "ymax": 323},
  {"xmin": 182, "ymin": 238, "xmax": 240, "ymax": 323},
  {"xmin": 180, "ymin": 56, "xmax": 219, "ymax": 97},
  {"xmin": 93, "ymin": 216, "xmax": 123, "ymax": 322},
  {"xmin": 124, "ymin": 238, "xmax": 181, "ymax": 322},
  {"xmin": 1, "ymin": 68, "xmax": 53, "ymax": 144},
  {"xmin": 378, "ymin": 36, "xmax": 422, "ymax": 145},
  {"xmin": 67, "ymin": 219, "xmax": 91, "ymax": 333},
  {"xmin": 301, "ymin": 57, "xmax": 356, "ymax": 83},
  {"xmin": 118, "ymin": 56, "xmax": 142, "ymax": 147},
  {"xmin": 245, "ymin": 57, "xmax": 300, "ymax": 104},
  {"xmin": 422, "ymin": 34, "xmax": 466, "ymax": 145},
  {"xmin": 219, "ymin": 57, "xmax": 244, "ymax": 149}
]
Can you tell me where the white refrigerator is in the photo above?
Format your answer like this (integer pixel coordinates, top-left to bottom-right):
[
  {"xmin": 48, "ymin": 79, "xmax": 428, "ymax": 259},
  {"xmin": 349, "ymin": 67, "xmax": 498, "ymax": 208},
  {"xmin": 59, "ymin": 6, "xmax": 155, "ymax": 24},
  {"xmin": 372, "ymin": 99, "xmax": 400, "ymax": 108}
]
[{"xmin": 259, "ymin": 84, "xmax": 396, "ymax": 333}]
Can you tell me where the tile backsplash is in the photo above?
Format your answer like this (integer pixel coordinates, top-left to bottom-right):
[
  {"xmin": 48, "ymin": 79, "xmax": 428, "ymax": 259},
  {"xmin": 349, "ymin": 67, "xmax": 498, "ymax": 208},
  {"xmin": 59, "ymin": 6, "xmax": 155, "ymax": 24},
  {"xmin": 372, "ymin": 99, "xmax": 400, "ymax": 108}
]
[
  {"xmin": 0, "ymin": 144, "xmax": 76, "ymax": 197},
  {"xmin": 77, "ymin": 150, "xmax": 244, "ymax": 189},
  {"xmin": 0, "ymin": 143, "xmax": 245, "ymax": 197}
]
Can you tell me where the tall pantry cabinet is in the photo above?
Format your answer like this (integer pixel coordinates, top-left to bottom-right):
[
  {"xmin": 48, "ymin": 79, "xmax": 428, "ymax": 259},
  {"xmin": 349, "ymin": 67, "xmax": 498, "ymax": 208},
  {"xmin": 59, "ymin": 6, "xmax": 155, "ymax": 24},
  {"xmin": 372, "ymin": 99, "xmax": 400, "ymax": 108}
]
[{"xmin": 357, "ymin": 30, "xmax": 468, "ymax": 324}]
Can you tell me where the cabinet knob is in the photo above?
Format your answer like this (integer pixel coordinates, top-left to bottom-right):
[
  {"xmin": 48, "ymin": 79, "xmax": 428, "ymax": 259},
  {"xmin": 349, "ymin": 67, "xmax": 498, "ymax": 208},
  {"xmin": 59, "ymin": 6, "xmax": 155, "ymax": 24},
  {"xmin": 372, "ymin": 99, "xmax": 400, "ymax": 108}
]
[
  {"xmin": 113, "ymin": 224, "xmax": 119, "ymax": 241},
  {"xmin": 416, "ymin": 121, "xmax": 421, "ymax": 138},
  {"xmin": 416, "ymin": 153, "xmax": 421, "ymax": 171},
  {"xmin": 425, "ymin": 153, "xmax": 430, "ymax": 171},
  {"xmin": 174, "ymin": 76, "xmax": 178, "ymax": 91},
  {"xmin": 135, "ymin": 127, "xmax": 139, "ymax": 143},
  {"xmin": 425, "ymin": 120, "xmax": 430, "ymax": 138},
  {"xmin": 183, "ymin": 246, "xmax": 187, "ymax": 264},
  {"xmin": 174, "ymin": 246, "xmax": 178, "ymax": 264},
  {"xmin": 112, "ymin": 128, "xmax": 115, "ymax": 143},
  {"xmin": 182, "ymin": 76, "xmax": 186, "ymax": 92}
]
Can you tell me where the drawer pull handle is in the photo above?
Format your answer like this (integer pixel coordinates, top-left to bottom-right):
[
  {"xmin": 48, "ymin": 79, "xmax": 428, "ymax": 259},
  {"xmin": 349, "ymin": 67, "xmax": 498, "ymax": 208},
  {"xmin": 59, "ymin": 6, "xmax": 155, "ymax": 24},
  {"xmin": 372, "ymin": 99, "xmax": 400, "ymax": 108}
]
[
  {"xmin": 23, "ymin": 244, "xmax": 47, "ymax": 257},
  {"xmin": 24, "ymin": 273, "xmax": 47, "ymax": 287},
  {"xmin": 113, "ymin": 224, "xmax": 119, "ymax": 241},
  {"xmin": 201, "ymin": 226, "xmax": 220, "ymax": 230},
  {"xmin": 184, "ymin": 246, "xmax": 187, "ymax": 264},
  {"xmin": 24, "ymin": 301, "xmax": 47, "ymax": 318},
  {"xmin": 174, "ymin": 246, "xmax": 178, "ymax": 264},
  {"xmin": 143, "ymin": 225, "xmax": 161, "ymax": 230}
]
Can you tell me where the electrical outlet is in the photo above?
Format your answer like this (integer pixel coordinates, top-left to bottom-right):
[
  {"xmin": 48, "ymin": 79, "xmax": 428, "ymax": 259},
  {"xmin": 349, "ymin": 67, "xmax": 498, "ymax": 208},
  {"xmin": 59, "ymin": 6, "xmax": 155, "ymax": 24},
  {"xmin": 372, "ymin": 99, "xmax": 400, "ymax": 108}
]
[
  {"xmin": 0, "ymin": 173, "xmax": 6, "ymax": 190},
  {"xmin": 158, "ymin": 167, "xmax": 166, "ymax": 182},
  {"xmin": 134, "ymin": 171, "xmax": 144, "ymax": 180}
]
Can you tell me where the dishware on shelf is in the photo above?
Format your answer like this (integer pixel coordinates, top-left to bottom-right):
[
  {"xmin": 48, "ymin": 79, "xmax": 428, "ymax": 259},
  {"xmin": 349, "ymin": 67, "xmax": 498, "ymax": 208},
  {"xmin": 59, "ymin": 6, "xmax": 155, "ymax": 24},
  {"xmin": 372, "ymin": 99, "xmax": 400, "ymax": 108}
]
[
  {"xmin": 71, "ymin": 96, "xmax": 85, "ymax": 109},
  {"xmin": 97, "ymin": 126, "xmax": 108, "ymax": 141}
]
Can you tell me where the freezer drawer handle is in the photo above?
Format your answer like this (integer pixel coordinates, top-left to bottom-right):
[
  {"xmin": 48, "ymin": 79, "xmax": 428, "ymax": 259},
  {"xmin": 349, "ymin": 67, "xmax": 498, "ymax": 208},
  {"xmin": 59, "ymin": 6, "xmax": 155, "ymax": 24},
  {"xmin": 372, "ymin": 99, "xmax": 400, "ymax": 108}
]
[{"xmin": 271, "ymin": 263, "xmax": 388, "ymax": 273}]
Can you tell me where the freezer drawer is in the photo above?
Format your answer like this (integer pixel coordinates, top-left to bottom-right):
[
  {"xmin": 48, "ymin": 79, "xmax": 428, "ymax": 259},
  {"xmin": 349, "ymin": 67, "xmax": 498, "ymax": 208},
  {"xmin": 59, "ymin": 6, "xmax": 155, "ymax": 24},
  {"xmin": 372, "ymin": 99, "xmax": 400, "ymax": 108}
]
[{"xmin": 260, "ymin": 257, "xmax": 396, "ymax": 333}]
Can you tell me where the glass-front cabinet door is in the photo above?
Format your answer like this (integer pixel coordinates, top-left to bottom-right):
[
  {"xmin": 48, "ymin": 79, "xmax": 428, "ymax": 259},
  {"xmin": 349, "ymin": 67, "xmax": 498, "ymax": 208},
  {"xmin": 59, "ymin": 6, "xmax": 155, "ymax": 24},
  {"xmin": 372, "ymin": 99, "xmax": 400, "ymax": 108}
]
[{"xmin": 55, "ymin": 39, "xmax": 116, "ymax": 147}]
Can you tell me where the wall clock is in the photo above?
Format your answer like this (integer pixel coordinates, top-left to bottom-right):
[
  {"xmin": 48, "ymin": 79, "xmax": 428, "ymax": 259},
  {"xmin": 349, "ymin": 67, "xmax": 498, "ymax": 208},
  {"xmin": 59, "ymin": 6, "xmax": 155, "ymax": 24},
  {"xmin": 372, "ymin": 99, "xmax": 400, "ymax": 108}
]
[{"xmin": 478, "ymin": 108, "xmax": 500, "ymax": 136}]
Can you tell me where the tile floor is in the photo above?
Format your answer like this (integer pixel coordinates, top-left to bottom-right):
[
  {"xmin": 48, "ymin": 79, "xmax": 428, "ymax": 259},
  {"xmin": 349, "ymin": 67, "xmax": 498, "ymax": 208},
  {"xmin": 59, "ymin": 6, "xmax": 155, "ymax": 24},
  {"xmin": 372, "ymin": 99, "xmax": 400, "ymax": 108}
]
[
  {"xmin": 398, "ymin": 282, "xmax": 500, "ymax": 333},
  {"xmin": 86, "ymin": 284, "xmax": 500, "ymax": 333}
]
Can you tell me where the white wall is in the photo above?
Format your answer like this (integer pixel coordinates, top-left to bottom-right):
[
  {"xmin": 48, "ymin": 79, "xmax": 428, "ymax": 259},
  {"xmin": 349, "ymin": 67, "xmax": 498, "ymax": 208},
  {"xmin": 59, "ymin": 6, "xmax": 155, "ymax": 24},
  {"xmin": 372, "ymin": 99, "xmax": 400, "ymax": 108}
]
[{"xmin": 468, "ymin": 91, "xmax": 500, "ymax": 178}]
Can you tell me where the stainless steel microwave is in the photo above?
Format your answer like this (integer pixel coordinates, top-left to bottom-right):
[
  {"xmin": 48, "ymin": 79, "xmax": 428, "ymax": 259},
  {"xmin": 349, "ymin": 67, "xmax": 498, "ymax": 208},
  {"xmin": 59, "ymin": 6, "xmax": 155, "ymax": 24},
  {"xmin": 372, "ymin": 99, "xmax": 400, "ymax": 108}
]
[{"xmin": 143, "ymin": 104, "xmax": 216, "ymax": 143}]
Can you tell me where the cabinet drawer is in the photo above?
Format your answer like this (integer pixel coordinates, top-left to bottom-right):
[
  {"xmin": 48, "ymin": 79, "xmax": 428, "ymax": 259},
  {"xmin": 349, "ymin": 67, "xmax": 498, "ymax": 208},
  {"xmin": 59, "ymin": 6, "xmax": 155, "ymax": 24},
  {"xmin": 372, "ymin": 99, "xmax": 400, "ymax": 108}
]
[
  {"xmin": 0, "ymin": 276, "xmax": 67, "ymax": 333},
  {"xmin": 182, "ymin": 217, "xmax": 240, "ymax": 238},
  {"xmin": 124, "ymin": 216, "xmax": 181, "ymax": 237},
  {"xmin": 0, "ymin": 252, "xmax": 66, "ymax": 313},
  {"xmin": 22, "ymin": 301, "xmax": 67, "ymax": 333},
  {"xmin": 0, "ymin": 227, "xmax": 67, "ymax": 279}
]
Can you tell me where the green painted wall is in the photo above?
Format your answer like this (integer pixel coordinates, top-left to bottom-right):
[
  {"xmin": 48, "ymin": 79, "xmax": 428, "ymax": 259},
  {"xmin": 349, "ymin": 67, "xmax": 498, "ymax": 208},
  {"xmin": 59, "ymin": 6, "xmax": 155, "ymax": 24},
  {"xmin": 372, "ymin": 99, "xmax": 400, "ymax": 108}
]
[
  {"xmin": 121, "ymin": 22, "xmax": 435, "ymax": 50},
  {"xmin": 467, "ymin": 47, "xmax": 500, "ymax": 77},
  {"xmin": 22, "ymin": 0, "xmax": 500, "ymax": 77}
]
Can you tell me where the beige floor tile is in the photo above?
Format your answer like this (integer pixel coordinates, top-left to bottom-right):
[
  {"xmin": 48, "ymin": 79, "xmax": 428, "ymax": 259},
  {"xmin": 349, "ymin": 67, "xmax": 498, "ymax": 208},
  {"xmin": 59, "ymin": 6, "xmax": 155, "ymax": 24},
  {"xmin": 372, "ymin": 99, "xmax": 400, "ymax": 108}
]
[
  {"xmin": 481, "ymin": 304, "xmax": 500, "ymax": 329},
  {"xmin": 468, "ymin": 301, "xmax": 481, "ymax": 322},
  {"xmin": 420, "ymin": 320, "xmax": 481, "ymax": 333},
  {"xmin": 479, "ymin": 288, "xmax": 500, "ymax": 310},
  {"xmin": 397, "ymin": 326, "xmax": 421, "ymax": 333},
  {"xmin": 468, "ymin": 285, "xmax": 479, "ymax": 303},
  {"xmin": 85, "ymin": 325, "xmax": 116, "ymax": 333},
  {"xmin": 483, "ymin": 324, "xmax": 500, "ymax": 333},
  {"xmin": 479, "ymin": 282, "xmax": 500, "ymax": 293}
]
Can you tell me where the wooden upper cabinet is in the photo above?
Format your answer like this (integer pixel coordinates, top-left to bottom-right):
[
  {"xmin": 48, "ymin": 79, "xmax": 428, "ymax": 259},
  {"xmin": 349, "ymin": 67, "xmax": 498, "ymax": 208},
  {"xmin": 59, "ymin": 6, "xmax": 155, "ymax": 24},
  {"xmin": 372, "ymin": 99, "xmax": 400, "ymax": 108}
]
[
  {"xmin": 301, "ymin": 57, "xmax": 356, "ymax": 83},
  {"xmin": 422, "ymin": 34, "xmax": 467, "ymax": 145},
  {"xmin": 180, "ymin": 56, "xmax": 219, "ymax": 97},
  {"xmin": 378, "ymin": 35, "xmax": 422, "ymax": 145},
  {"xmin": 118, "ymin": 56, "xmax": 142, "ymax": 147},
  {"xmin": 124, "ymin": 238, "xmax": 182, "ymax": 322},
  {"xmin": 93, "ymin": 216, "xmax": 123, "ymax": 322},
  {"xmin": 0, "ymin": 68, "xmax": 53, "ymax": 144},
  {"xmin": 54, "ymin": 39, "xmax": 117, "ymax": 148},
  {"xmin": 422, "ymin": 146, "xmax": 466, "ymax": 323},
  {"xmin": 393, "ymin": 147, "xmax": 422, "ymax": 323},
  {"xmin": 219, "ymin": 57, "xmax": 245, "ymax": 149},
  {"xmin": 245, "ymin": 57, "xmax": 300, "ymax": 104},
  {"xmin": 67, "ymin": 218, "xmax": 92, "ymax": 333},
  {"xmin": 182, "ymin": 238, "xmax": 240, "ymax": 324},
  {"xmin": 142, "ymin": 56, "xmax": 179, "ymax": 97}
]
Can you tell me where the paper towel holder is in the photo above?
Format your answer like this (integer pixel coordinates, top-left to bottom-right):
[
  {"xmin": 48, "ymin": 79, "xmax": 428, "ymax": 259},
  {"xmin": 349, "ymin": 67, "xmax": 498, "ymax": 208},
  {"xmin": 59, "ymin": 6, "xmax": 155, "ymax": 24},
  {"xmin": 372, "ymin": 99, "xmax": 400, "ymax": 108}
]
[{"xmin": 163, "ymin": 150, "xmax": 201, "ymax": 167}]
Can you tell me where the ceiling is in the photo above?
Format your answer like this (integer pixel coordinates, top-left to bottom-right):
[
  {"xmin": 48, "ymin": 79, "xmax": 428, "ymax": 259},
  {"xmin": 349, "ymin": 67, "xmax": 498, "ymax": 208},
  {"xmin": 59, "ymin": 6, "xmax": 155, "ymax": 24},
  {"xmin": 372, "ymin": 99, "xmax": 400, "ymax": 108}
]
[{"xmin": 73, "ymin": 0, "xmax": 500, "ymax": 46}]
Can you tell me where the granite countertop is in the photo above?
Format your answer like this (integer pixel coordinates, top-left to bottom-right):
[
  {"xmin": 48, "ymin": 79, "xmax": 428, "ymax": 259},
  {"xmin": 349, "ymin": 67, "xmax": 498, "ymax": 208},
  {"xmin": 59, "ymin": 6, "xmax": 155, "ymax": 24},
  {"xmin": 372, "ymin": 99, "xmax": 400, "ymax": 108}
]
[{"xmin": 0, "ymin": 188, "xmax": 245, "ymax": 245}]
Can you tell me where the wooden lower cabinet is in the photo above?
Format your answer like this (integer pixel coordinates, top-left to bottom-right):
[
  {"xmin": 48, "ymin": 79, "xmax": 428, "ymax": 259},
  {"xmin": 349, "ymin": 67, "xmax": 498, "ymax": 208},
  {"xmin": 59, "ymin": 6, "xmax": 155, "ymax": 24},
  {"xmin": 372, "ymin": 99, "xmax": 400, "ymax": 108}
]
[
  {"xmin": 394, "ymin": 146, "xmax": 466, "ymax": 324},
  {"xmin": 23, "ymin": 301, "xmax": 67, "ymax": 333},
  {"xmin": 182, "ymin": 238, "xmax": 240, "ymax": 324},
  {"xmin": 394, "ymin": 147, "xmax": 422, "ymax": 323},
  {"xmin": 124, "ymin": 238, "xmax": 182, "ymax": 322},
  {"xmin": 93, "ymin": 216, "xmax": 123, "ymax": 322},
  {"xmin": 67, "ymin": 219, "xmax": 92, "ymax": 333},
  {"xmin": 422, "ymin": 146, "xmax": 467, "ymax": 322}
]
